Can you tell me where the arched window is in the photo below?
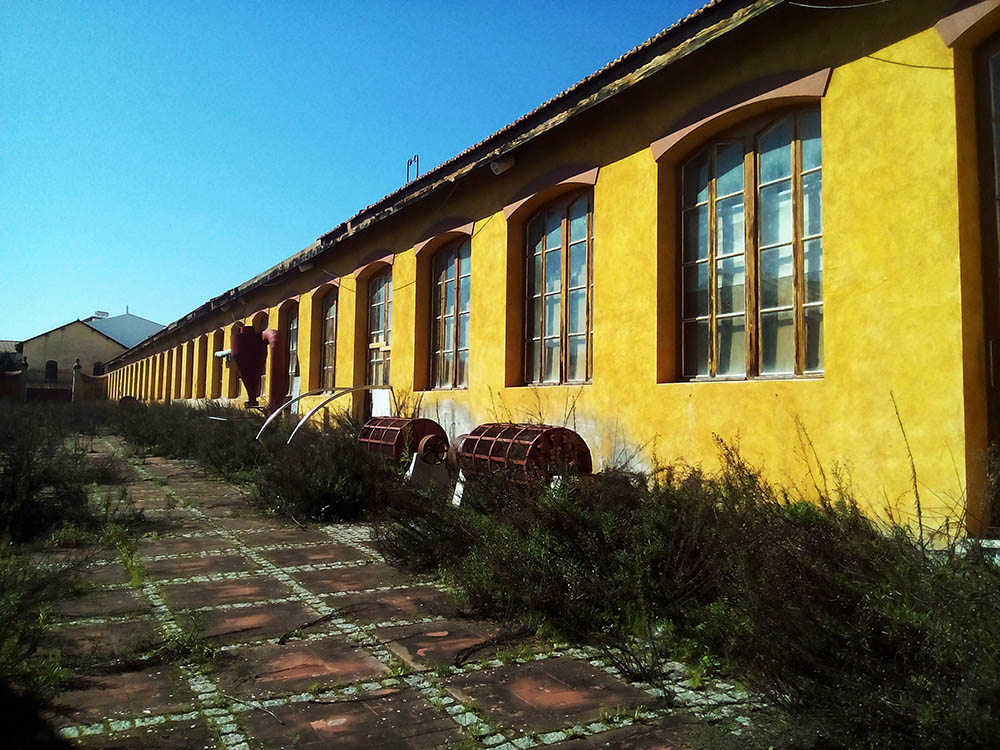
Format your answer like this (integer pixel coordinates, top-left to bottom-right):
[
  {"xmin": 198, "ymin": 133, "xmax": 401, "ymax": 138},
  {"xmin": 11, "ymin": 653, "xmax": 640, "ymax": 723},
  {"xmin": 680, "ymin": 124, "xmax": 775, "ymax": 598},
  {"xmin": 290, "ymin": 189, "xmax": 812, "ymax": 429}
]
[
  {"xmin": 680, "ymin": 108, "xmax": 822, "ymax": 379},
  {"xmin": 93, "ymin": 361, "xmax": 105, "ymax": 376},
  {"xmin": 431, "ymin": 238, "xmax": 471, "ymax": 388},
  {"xmin": 367, "ymin": 270, "xmax": 392, "ymax": 386},
  {"xmin": 525, "ymin": 189, "xmax": 593, "ymax": 384},
  {"xmin": 285, "ymin": 302, "xmax": 299, "ymax": 398},
  {"xmin": 320, "ymin": 290, "xmax": 338, "ymax": 390},
  {"xmin": 45, "ymin": 360, "xmax": 58, "ymax": 381}
]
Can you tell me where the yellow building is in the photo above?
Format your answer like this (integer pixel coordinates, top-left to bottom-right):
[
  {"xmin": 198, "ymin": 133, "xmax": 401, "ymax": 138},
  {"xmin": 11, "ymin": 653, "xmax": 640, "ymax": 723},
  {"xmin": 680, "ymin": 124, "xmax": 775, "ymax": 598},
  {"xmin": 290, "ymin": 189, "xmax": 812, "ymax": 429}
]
[{"xmin": 106, "ymin": 0, "xmax": 1000, "ymax": 533}]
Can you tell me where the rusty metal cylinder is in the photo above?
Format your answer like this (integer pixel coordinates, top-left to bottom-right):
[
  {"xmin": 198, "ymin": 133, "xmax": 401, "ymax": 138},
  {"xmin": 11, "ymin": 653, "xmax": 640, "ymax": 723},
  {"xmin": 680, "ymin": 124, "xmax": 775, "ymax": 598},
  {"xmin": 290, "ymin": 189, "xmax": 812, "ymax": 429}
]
[
  {"xmin": 358, "ymin": 417, "xmax": 448, "ymax": 463},
  {"xmin": 457, "ymin": 423, "xmax": 592, "ymax": 482}
]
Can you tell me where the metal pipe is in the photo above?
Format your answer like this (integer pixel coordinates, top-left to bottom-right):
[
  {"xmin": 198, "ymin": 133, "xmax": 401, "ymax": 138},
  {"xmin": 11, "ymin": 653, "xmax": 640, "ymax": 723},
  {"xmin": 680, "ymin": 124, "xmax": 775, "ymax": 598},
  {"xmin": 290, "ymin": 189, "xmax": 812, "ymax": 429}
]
[
  {"xmin": 255, "ymin": 387, "xmax": 338, "ymax": 440},
  {"xmin": 287, "ymin": 385, "xmax": 392, "ymax": 444}
]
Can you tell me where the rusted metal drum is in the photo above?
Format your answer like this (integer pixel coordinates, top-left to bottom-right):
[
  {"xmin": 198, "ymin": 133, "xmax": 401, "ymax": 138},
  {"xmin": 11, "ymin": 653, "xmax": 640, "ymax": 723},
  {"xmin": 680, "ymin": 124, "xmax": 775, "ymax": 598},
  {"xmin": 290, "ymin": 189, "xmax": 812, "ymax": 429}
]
[
  {"xmin": 359, "ymin": 417, "xmax": 448, "ymax": 463},
  {"xmin": 457, "ymin": 423, "xmax": 592, "ymax": 481}
]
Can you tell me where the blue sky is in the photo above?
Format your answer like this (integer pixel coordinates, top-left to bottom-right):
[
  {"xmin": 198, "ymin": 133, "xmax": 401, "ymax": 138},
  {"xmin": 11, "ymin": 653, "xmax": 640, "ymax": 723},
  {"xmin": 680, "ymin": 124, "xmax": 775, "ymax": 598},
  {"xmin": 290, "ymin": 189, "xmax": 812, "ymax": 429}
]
[{"xmin": 1, "ymin": 1, "xmax": 707, "ymax": 341}]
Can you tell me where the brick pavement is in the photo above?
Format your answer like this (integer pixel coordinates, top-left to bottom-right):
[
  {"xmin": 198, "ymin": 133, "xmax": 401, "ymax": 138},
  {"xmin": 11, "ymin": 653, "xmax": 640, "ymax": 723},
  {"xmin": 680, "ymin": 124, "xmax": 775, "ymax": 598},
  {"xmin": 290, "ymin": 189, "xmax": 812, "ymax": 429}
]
[{"xmin": 43, "ymin": 450, "xmax": 752, "ymax": 749}]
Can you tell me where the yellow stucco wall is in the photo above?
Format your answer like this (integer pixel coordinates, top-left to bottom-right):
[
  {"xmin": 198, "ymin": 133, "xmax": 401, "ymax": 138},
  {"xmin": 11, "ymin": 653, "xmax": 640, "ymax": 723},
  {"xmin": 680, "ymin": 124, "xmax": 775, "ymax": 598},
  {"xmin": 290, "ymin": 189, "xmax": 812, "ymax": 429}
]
[{"xmin": 108, "ymin": 1, "xmax": 995, "ymax": 532}]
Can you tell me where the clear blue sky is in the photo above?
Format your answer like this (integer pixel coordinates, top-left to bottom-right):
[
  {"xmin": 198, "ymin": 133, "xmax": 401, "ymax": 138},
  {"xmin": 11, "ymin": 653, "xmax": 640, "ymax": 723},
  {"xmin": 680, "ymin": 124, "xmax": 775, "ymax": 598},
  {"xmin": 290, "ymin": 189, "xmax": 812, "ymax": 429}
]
[{"xmin": 1, "ymin": 1, "xmax": 707, "ymax": 341}]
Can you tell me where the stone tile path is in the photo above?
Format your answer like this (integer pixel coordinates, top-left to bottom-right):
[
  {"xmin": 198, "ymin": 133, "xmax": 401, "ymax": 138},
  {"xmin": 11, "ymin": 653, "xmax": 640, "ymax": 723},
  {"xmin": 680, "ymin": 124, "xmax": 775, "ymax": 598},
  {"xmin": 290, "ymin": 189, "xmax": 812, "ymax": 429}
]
[{"xmin": 43, "ymin": 451, "xmax": 752, "ymax": 749}]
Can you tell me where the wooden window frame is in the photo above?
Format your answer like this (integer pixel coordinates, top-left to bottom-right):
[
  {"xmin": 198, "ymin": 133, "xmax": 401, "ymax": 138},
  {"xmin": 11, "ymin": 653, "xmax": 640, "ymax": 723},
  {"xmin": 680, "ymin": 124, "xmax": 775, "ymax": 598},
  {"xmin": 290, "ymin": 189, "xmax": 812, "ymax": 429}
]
[
  {"xmin": 523, "ymin": 188, "xmax": 594, "ymax": 385},
  {"xmin": 366, "ymin": 270, "xmax": 392, "ymax": 386},
  {"xmin": 430, "ymin": 238, "xmax": 471, "ymax": 389},
  {"xmin": 319, "ymin": 289, "xmax": 338, "ymax": 390},
  {"xmin": 285, "ymin": 302, "xmax": 299, "ymax": 397},
  {"xmin": 679, "ymin": 107, "xmax": 823, "ymax": 380}
]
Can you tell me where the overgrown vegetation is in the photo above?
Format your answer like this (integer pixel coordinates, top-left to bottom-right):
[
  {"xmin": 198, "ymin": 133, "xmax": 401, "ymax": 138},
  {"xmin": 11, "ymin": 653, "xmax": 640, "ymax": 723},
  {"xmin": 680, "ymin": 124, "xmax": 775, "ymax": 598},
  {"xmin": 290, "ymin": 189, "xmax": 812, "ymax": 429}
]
[
  {"xmin": 0, "ymin": 403, "xmax": 142, "ymax": 705},
  {"xmin": 373, "ymin": 442, "xmax": 1000, "ymax": 749},
  {"xmin": 5, "ymin": 398, "xmax": 999, "ymax": 748}
]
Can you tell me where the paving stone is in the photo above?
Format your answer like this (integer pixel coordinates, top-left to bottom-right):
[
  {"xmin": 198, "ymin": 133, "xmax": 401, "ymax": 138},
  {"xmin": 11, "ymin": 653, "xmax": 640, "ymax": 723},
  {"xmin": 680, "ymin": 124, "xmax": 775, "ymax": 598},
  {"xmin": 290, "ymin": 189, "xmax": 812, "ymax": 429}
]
[
  {"xmin": 145, "ymin": 553, "xmax": 254, "ymax": 580},
  {"xmin": 138, "ymin": 533, "xmax": 230, "ymax": 557},
  {"xmin": 214, "ymin": 637, "xmax": 390, "ymax": 697},
  {"xmin": 212, "ymin": 517, "xmax": 279, "ymax": 532},
  {"xmin": 290, "ymin": 564, "xmax": 411, "ymax": 595},
  {"xmin": 52, "ymin": 587, "xmax": 151, "ymax": 619},
  {"xmin": 180, "ymin": 601, "xmax": 322, "ymax": 645},
  {"xmin": 48, "ymin": 664, "xmax": 193, "ymax": 726},
  {"xmin": 239, "ymin": 688, "xmax": 464, "ymax": 749},
  {"xmin": 373, "ymin": 619, "xmax": 498, "ymax": 670},
  {"xmin": 235, "ymin": 527, "xmax": 332, "ymax": 547},
  {"xmin": 331, "ymin": 585, "xmax": 458, "ymax": 625},
  {"xmin": 547, "ymin": 724, "xmax": 691, "ymax": 749},
  {"xmin": 74, "ymin": 715, "xmax": 217, "ymax": 749},
  {"xmin": 143, "ymin": 510, "xmax": 210, "ymax": 535},
  {"xmin": 160, "ymin": 575, "xmax": 292, "ymax": 609},
  {"xmin": 257, "ymin": 543, "xmax": 370, "ymax": 567},
  {"xmin": 46, "ymin": 619, "xmax": 159, "ymax": 660},
  {"xmin": 446, "ymin": 657, "xmax": 650, "ymax": 736},
  {"xmin": 80, "ymin": 562, "xmax": 131, "ymax": 586}
]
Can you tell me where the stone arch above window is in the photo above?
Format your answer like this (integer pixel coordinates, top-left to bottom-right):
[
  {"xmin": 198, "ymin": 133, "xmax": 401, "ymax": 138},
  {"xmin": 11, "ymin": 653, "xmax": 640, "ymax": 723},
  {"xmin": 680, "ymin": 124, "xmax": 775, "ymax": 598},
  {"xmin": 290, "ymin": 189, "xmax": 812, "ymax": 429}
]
[
  {"xmin": 937, "ymin": 0, "xmax": 1000, "ymax": 48},
  {"xmin": 650, "ymin": 69, "xmax": 831, "ymax": 165}
]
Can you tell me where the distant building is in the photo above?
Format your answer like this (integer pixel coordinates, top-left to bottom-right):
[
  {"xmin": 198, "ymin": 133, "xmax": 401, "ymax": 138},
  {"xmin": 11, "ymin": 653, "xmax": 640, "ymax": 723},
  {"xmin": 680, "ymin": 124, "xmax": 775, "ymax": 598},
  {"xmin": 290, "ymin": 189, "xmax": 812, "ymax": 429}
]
[{"xmin": 18, "ymin": 311, "xmax": 164, "ymax": 401}]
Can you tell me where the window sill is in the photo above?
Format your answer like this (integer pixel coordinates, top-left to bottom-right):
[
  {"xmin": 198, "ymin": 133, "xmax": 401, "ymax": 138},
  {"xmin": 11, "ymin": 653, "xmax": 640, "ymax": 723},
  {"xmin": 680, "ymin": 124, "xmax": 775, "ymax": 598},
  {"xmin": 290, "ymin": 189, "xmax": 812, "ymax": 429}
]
[
  {"xmin": 515, "ymin": 381, "xmax": 592, "ymax": 388},
  {"xmin": 673, "ymin": 372, "xmax": 824, "ymax": 384}
]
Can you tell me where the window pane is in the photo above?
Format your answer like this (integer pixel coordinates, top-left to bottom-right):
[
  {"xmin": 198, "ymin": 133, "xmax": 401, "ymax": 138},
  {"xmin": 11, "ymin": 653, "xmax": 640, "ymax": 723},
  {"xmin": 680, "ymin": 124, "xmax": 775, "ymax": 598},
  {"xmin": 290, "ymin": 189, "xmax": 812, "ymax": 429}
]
[
  {"xmin": 543, "ymin": 339, "xmax": 560, "ymax": 382},
  {"xmin": 716, "ymin": 194, "xmax": 745, "ymax": 256},
  {"xmin": 716, "ymin": 255, "xmax": 745, "ymax": 315},
  {"xmin": 459, "ymin": 240, "xmax": 471, "ymax": 276},
  {"xmin": 683, "ymin": 263, "xmax": 709, "ymax": 318},
  {"xmin": 716, "ymin": 316, "xmax": 746, "ymax": 376},
  {"xmin": 569, "ymin": 195, "xmax": 589, "ymax": 242},
  {"xmin": 801, "ymin": 111, "xmax": 822, "ymax": 172},
  {"xmin": 568, "ymin": 241, "xmax": 587, "ymax": 287},
  {"xmin": 544, "ymin": 295, "xmax": 560, "ymax": 337},
  {"xmin": 802, "ymin": 170, "xmax": 822, "ymax": 237},
  {"xmin": 683, "ymin": 151, "xmax": 710, "ymax": 207},
  {"xmin": 716, "ymin": 143, "xmax": 744, "ymax": 196},
  {"xmin": 445, "ymin": 280, "xmax": 455, "ymax": 315},
  {"xmin": 530, "ymin": 296, "xmax": 542, "ymax": 338},
  {"xmin": 458, "ymin": 312, "xmax": 469, "ymax": 349},
  {"xmin": 760, "ymin": 309, "xmax": 795, "ymax": 374},
  {"xmin": 530, "ymin": 253, "xmax": 542, "ymax": 295},
  {"xmin": 457, "ymin": 350, "xmax": 469, "ymax": 387},
  {"xmin": 683, "ymin": 206, "xmax": 709, "ymax": 262},
  {"xmin": 760, "ymin": 116, "xmax": 793, "ymax": 183},
  {"xmin": 567, "ymin": 335, "xmax": 587, "ymax": 381},
  {"xmin": 443, "ymin": 316, "xmax": 455, "ymax": 352},
  {"xmin": 568, "ymin": 288, "xmax": 586, "ymax": 334},
  {"xmin": 545, "ymin": 210, "xmax": 561, "ymax": 250},
  {"xmin": 545, "ymin": 249, "xmax": 561, "ymax": 293},
  {"xmin": 760, "ymin": 245, "xmax": 794, "ymax": 309},
  {"xmin": 441, "ymin": 351, "xmax": 454, "ymax": 386},
  {"xmin": 441, "ymin": 253, "xmax": 456, "ymax": 281},
  {"xmin": 528, "ymin": 216, "xmax": 544, "ymax": 255},
  {"xmin": 683, "ymin": 320, "xmax": 710, "ymax": 377},
  {"xmin": 804, "ymin": 238, "xmax": 823, "ymax": 304},
  {"xmin": 805, "ymin": 305, "xmax": 824, "ymax": 372},
  {"xmin": 759, "ymin": 180, "xmax": 793, "ymax": 247},
  {"xmin": 527, "ymin": 340, "xmax": 540, "ymax": 383},
  {"xmin": 459, "ymin": 278, "xmax": 470, "ymax": 313}
]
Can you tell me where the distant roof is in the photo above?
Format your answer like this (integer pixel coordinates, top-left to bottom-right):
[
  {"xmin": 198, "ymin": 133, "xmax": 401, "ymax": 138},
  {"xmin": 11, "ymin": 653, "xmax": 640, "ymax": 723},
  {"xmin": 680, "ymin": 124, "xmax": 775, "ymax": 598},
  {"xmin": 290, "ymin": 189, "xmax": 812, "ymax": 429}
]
[
  {"xmin": 0, "ymin": 340, "xmax": 18, "ymax": 353},
  {"xmin": 82, "ymin": 312, "xmax": 164, "ymax": 348}
]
